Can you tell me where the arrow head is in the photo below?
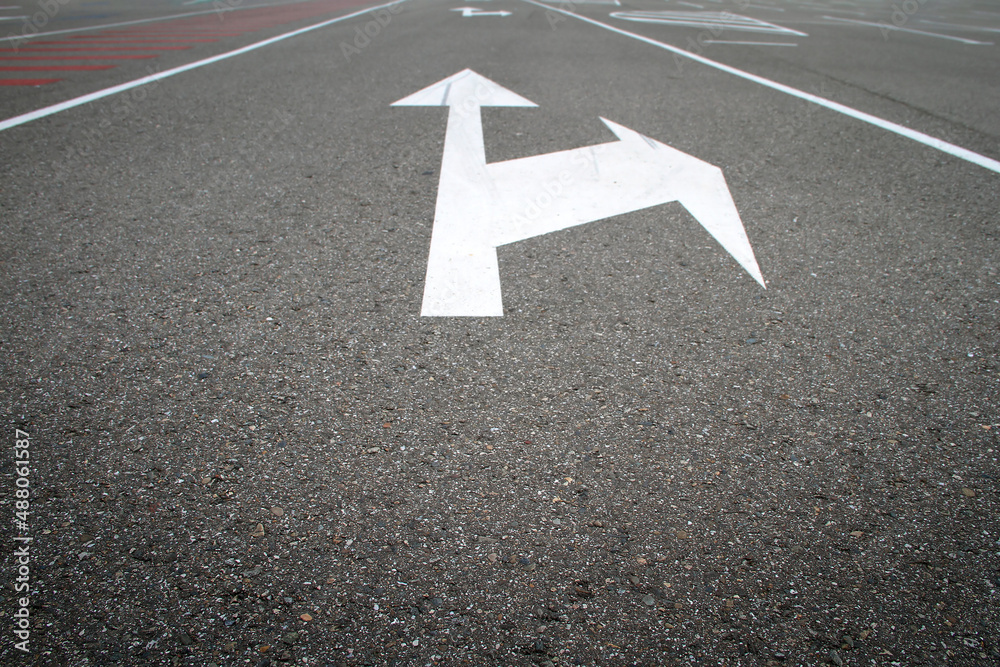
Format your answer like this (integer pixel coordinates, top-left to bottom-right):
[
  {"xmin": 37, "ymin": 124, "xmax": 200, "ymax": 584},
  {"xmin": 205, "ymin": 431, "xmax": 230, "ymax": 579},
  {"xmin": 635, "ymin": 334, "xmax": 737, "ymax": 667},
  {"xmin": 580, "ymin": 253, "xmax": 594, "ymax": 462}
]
[
  {"xmin": 391, "ymin": 69, "xmax": 537, "ymax": 108},
  {"xmin": 597, "ymin": 117, "xmax": 766, "ymax": 288}
]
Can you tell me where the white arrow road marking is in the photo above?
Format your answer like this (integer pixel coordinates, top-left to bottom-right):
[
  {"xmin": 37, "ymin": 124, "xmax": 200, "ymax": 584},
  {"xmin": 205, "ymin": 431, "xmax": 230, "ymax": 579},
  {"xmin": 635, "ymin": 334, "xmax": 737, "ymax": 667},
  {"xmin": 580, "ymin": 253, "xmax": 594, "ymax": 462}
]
[
  {"xmin": 393, "ymin": 69, "xmax": 764, "ymax": 317},
  {"xmin": 452, "ymin": 7, "xmax": 512, "ymax": 16}
]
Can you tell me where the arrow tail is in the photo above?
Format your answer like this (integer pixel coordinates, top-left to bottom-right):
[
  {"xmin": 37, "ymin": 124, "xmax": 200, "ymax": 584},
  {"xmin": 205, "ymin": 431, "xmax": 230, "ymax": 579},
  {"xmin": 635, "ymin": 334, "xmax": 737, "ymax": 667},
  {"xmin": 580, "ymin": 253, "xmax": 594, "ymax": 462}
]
[{"xmin": 488, "ymin": 140, "xmax": 683, "ymax": 246}]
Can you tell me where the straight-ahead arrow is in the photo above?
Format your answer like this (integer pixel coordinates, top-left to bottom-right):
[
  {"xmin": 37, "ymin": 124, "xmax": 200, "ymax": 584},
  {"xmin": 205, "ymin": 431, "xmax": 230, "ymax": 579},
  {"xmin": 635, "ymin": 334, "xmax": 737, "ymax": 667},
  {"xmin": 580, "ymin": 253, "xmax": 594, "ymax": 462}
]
[{"xmin": 393, "ymin": 69, "xmax": 765, "ymax": 317}]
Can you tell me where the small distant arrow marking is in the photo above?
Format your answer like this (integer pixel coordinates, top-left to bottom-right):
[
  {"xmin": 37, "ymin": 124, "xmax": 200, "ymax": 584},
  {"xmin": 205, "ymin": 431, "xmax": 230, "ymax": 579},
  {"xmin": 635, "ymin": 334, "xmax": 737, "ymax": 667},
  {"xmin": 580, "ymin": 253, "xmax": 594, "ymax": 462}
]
[
  {"xmin": 451, "ymin": 7, "xmax": 512, "ymax": 16},
  {"xmin": 393, "ymin": 69, "xmax": 765, "ymax": 317}
]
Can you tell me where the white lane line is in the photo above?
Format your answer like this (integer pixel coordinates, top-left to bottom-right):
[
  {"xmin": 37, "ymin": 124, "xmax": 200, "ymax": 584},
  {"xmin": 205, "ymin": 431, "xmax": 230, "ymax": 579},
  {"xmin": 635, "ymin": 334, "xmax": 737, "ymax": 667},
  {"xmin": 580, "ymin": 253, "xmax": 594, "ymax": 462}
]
[
  {"xmin": 0, "ymin": 0, "xmax": 406, "ymax": 133},
  {"xmin": 0, "ymin": 0, "xmax": 306, "ymax": 43},
  {"xmin": 703, "ymin": 39, "xmax": 797, "ymax": 46},
  {"xmin": 822, "ymin": 16, "xmax": 993, "ymax": 45},
  {"xmin": 524, "ymin": 0, "xmax": 1000, "ymax": 175},
  {"xmin": 0, "ymin": 15, "xmax": 27, "ymax": 21},
  {"xmin": 915, "ymin": 18, "xmax": 1000, "ymax": 34}
]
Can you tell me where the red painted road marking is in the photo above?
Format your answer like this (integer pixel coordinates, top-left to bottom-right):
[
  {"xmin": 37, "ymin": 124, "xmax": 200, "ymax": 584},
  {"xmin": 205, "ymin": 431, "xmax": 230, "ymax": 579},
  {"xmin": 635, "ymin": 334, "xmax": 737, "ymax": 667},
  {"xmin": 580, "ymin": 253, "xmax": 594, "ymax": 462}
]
[
  {"xmin": 7, "ymin": 46, "xmax": 192, "ymax": 51},
  {"xmin": 0, "ymin": 78, "xmax": 60, "ymax": 85},
  {"xmin": 0, "ymin": 65, "xmax": 116, "ymax": 70},
  {"xmin": 91, "ymin": 32, "xmax": 244, "ymax": 37},
  {"xmin": 35, "ymin": 39, "xmax": 220, "ymax": 44},
  {"xmin": 0, "ymin": 54, "xmax": 158, "ymax": 60},
  {"xmin": 0, "ymin": 0, "xmax": 396, "ymax": 133},
  {"xmin": 0, "ymin": 0, "xmax": 385, "ymax": 46}
]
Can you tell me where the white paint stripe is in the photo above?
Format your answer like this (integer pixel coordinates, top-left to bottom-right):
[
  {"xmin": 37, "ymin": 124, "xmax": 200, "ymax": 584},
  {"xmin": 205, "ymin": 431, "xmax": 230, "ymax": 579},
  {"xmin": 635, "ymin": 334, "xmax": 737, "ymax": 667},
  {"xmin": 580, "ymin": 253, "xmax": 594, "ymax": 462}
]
[
  {"xmin": 523, "ymin": 0, "xmax": 1000, "ymax": 175},
  {"xmin": 676, "ymin": 2, "xmax": 704, "ymax": 9},
  {"xmin": 822, "ymin": 15, "xmax": 993, "ymax": 45},
  {"xmin": 0, "ymin": 0, "xmax": 307, "ymax": 43},
  {"xmin": 0, "ymin": 15, "xmax": 27, "ymax": 21},
  {"xmin": 915, "ymin": 18, "xmax": 1000, "ymax": 34},
  {"xmin": 0, "ymin": 0, "xmax": 406, "ymax": 133},
  {"xmin": 703, "ymin": 39, "xmax": 797, "ymax": 46}
]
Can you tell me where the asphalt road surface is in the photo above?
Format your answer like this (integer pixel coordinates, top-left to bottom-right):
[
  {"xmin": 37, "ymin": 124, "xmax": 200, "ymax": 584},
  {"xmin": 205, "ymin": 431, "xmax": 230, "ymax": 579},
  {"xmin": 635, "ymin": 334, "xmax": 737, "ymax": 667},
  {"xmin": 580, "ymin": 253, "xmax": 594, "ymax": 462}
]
[{"xmin": 1, "ymin": 0, "xmax": 999, "ymax": 665}]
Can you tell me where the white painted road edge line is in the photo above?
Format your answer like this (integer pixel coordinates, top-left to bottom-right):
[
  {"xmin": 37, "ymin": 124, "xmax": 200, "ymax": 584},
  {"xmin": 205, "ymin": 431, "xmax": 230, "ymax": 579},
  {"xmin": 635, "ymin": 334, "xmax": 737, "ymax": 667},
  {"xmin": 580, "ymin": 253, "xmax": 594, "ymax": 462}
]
[
  {"xmin": 0, "ymin": 0, "xmax": 406, "ymax": 133},
  {"xmin": 524, "ymin": 0, "xmax": 1000, "ymax": 175}
]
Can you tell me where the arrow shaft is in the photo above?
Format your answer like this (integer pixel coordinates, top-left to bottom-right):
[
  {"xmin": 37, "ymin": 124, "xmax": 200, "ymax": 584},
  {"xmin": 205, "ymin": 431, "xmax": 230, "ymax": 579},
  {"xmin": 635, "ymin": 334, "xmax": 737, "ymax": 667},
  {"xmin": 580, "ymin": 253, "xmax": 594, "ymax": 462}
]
[
  {"xmin": 488, "ymin": 140, "xmax": 688, "ymax": 246},
  {"xmin": 421, "ymin": 103, "xmax": 505, "ymax": 316},
  {"xmin": 440, "ymin": 102, "xmax": 486, "ymax": 174}
]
